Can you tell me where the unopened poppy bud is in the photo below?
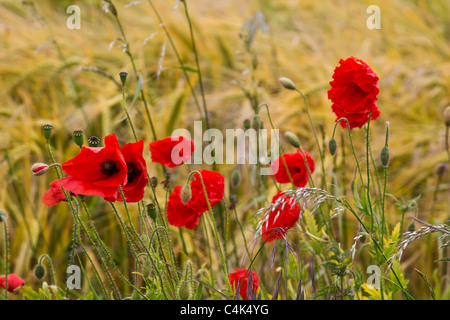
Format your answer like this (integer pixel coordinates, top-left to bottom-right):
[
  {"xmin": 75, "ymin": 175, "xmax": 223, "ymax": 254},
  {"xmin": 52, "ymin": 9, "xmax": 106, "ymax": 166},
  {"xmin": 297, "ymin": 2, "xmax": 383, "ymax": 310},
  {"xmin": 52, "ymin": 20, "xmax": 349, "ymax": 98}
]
[
  {"xmin": 150, "ymin": 176, "xmax": 158, "ymax": 188},
  {"xmin": 31, "ymin": 163, "xmax": 49, "ymax": 176},
  {"xmin": 73, "ymin": 130, "xmax": 84, "ymax": 148},
  {"xmin": 35, "ymin": 264, "xmax": 46, "ymax": 280},
  {"xmin": 0, "ymin": 210, "xmax": 6, "ymax": 222},
  {"xmin": 142, "ymin": 259, "xmax": 152, "ymax": 278},
  {"xmin": 229, "ymin": 194, "xmax": 237, "ymax": 204},
  {"xmin": 284, "ymin": 131, "xmax": 301, "ymax": 148},
  {"xmin": 279, "ymin": 77, "xmax": 297, "ymax": 90},
  {"xmin": 132, "ymin": 289, "xmax": 141, "ymax": 300},
  {"xmin": 119, "ymin": 71, "xmax": 128, "ymax": 85},
  {"xmin": 180, "ymin": 184, "xmax": 192, "ymax": 204},
  {"xmin": 177, "ymin": 280, "xmax": 192, "ymax": 300},
  {"xmin": 407, "ymin": 222, "xmax": 415, "ymax": 232},
  {"xmin": 380, "ymin": 146, "xmax": 390, "ymax": 168},
  {"xmin": 230, "ymin": 169, "xmax": 241, "ymax": 189},
  {"xmin": 88, "ymin": 136, "xmax": 101, "ymax": 147},
  {"xmin": 252, "ymin": 114, "xmax": 261, "ymax": 131},
  {"xmin": 243, "ymin": 119, "xmax": 251, "ymax": 130},
  {"xmin": 42, "ymin": 124, "xmax": 53, "ymax": 140},
  {"xmin": 146, "ymin": 203, "xmax": 157, "ymax": 220},
  {"xmin": 329, "ymin": 138, "xmax": 338, "ymax": 156}
]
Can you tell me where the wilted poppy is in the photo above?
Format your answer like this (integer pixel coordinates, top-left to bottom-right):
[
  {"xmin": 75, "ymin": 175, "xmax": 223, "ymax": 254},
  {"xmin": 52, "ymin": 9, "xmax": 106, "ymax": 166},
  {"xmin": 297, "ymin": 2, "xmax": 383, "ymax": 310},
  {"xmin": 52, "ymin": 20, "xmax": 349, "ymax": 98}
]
[
  {"xmin": 229, "ymin": 268, "xmax": 259, "ymax": 300},
  {"xmin": 0, "ymin": 274, "xmax": 25, "ymax": 293}
]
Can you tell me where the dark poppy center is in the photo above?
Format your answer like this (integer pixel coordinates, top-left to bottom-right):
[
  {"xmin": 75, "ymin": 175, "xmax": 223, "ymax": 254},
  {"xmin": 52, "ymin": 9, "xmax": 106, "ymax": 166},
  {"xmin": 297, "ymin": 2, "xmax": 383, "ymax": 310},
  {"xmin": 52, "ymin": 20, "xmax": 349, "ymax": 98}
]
[
  {"xmin": 127, "ymin": 162, "xmax": 141, "ymax": 184},
  {"xmin": 100, "ymin": 159, "xmax": 120, "ymax": 176}
]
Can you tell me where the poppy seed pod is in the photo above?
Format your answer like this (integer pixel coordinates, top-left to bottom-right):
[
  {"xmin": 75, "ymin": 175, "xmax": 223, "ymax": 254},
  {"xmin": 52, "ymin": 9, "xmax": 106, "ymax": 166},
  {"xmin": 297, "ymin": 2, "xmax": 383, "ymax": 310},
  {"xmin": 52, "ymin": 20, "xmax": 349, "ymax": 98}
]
[
  {"xmin": 328, "ymin": 138, "xmax": 338, "ymax": 156},
  {"xmin": 279, "ymin": 77, "xmax": 297, "ymax": 90},
  {"xmin": 0, "ymin": 210, "xmax": 6, "ymax": 222},
  {"xmin": 407, "ymin": 222, "xmax": 415, "ymax": 232},
  {"xmin": 119, "ymin": 71, "xmax": 128, "ymax": 85},
  {"xmin": 177, "ymin": 280, "xmax": 192, "ymax": 300},
  {"xmin": 42, "ymin": 124, "xmax": 53, "ymax": 140},
  {"xmin": 180, "ymin": 184, "xmax": 192, "ymax": 204},
  {"xmin": 243, "ymin": 119, "xmax": 251, "ymax": 130},
  {"xmin": 380, "ymin": 146, "xmax": 390, "ymax": 167},
  {"xmin": 34, "ymin": 264, "xmax": 46, "ymax": 280},
  {"xmin": 230, "ymin": 169, "xmax": 241, "ymax": 189},
  {"xmin": 31, "ymin": 163, "xmax": 49, "ymax": 176},
  {"xmin": 88, "ymin": 136, "xmax": 101, "ymax": 147},
  {"xmin": 150, "ymin": 176, "xmax": 158, "ymax": 189},
  {"xmin": 284, "ymin": 131, "xmax": 301, "ymax": 148},
  {"xmin": 252, "ymin": 114, "xmax": 261, "ymax": 131},
  {"xmin": 146, "ymin": 203, "xmax": 157, "ymax": 221},
  {"xmin": 443, "ymin": 106, "xmax": 450, "ymax": 127},
  {"xmin": 73, "ymin": 130, "xmax": 84, "ymax": 148}
]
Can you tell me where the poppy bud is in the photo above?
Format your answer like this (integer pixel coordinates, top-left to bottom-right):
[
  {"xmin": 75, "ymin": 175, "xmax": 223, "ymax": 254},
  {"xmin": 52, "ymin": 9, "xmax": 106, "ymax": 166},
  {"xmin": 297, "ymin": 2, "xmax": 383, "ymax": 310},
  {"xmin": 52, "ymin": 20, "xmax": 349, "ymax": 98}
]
[
  {"xmin": 229, "ymin": 194, "xmax": 237, "ymax": 204},
  {"xmin": 31, "ymin": 163, "xmax": 49, "ymax": 176},
  {"xmin": 142, "ymin": 259, "xmax": 152, "ymax": 279},
  {"xmin": 230, "ymin": 169, "xmax": 241, "ymax": 189},
  {"xmin": 407, "ymin": 222, "xmax": 415, "ymax": 233},
  {"xmin": 146, "ymin": 203, "xmax": 157, "ymax": 221},
  {"xmin": 328, "ymin": 138, "xmax": 338, "ymax": 156},
  {"xmin": 279, "ymin": 77, "xmax": 297, "ymax": 90},
  {"xmin": 284, "ymin": 131, "xmax": 301, "ymax": 148},
  {"xmin": 177, "ymin": 280, "xmax": 192, "ymax": 300},
  {"xmin": 150, "ymin": 176, "xmax": 158, "ymax": 188},
  {"xmin": 380, "ymin": 146, "xmax": 390, "ymax": 168},
  {"xmin": 443, "ymin": 106, "xmax": 450, "ymax": 127},
  {"xmin": 119, "ymin": 72, "xmax": 128, "ymax": 86},
  {"xmin": 252, "ymin": 114, "xmax": 261, "ymax": 131},
  {"xmin": 71, "ymin": 130, "xmax": 84, "ymax": 148},
  {"xmin": 35, "ymin": 265, "xmax": 46, "ymax": 280},
  {"xmin": 243, "ymin": 119, "xmax": 251, "ymax": 130},
  {"xmin": 0, "ymin": 210, "xmax": 6, "ymax": 222},
  {"xmin": 132, "ymin": 289, "xmax": 141, "ymax": 300},
  {"xmin": 88, "ymin": 136, "xmax": 101, "ymax": 147},
  {"xmin": 42, "ymin": 124, "xmax": 53, "ymax": 140},
  {"xmin": 180, "ymin": 184, "xmax": 192, "ymax": 204}
]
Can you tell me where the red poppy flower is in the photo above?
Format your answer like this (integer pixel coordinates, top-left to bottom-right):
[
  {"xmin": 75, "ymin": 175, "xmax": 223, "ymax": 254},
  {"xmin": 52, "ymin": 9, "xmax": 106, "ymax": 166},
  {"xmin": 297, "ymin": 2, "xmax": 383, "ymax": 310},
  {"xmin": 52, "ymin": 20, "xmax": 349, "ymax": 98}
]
[
  {"xmin": 261, "ymin": 191, "xmax": 301, "ymax": 242},
  {"xmin": 58, "ymin": 134, "xmax": 128, "ymax": 198},
  {"xmin": 42, "ymin": 180, "xmax": 74, "ymax": 207},
  {"xmin": 0, "ymin": 274, "xmax": 25, "ymax": 293},
  {"xmin": 328, "ymin": 56, "xmax": 380, "ymax": 129},
  {"xmin": 270, "ymin": 150, "xmax": 315, "ymax": 188},
  {"xmin": 229, "ymin": 268, "xmax": 259, "ymax": 300},
  {"xmin": 185, "ymin": 170, "xmax": 225, "ymax": 214},
  {"xmin": 167, "ymin": 186, "xmax": 202, "ymax": 230},
  {"xmin": 166, "ymin": 170, "xmax": 225, "ymax": 229},
  {"xmin": 149, "ymin": 136, "xmax": 194, "ymax": 168},
  {"xmin": 104, "ymin": 140, "xmax": 149, "ymax": 203}
]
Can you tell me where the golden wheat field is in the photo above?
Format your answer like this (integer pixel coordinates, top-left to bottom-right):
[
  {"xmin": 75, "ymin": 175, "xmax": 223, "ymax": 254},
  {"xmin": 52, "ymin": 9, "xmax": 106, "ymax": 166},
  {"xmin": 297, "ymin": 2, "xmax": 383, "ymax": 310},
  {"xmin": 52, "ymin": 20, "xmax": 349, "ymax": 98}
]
[{"xmin": 0, "ymin": 0, "xmax": 449, "ymax": 303}]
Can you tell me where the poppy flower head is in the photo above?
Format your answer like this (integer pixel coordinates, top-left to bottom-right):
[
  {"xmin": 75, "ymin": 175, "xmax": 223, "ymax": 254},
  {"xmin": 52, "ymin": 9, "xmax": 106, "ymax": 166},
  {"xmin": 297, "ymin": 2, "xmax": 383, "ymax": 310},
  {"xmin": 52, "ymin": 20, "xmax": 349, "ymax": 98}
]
[
  {"xmin": 328, "ymin": 56, "xmax": 380, "ymax": 129},
  {"xmin": 104, "ymin": 140, "xmax": 149, "ymax": 203},
  {"xmin": 166, "ymin": 170, "xmax": 225, "ymax": 229},
  {"xmin": 229, "ymin": 268, "xmax": 259, "ymax": 300},
  {"xmin": 150, "ymin": 136, "xmax": 195, "ymax": 168},
  {"xmin": 270, "ymin": 150, "xmax": 315, "ymax": 188},
  {"xmin": 59, "ymin": 134, "xmax": 128, "ymax": 198},
  {"xmin": 261, "ymin": 191, "xmax": 301, "ymax": 242},
  {"xmin": 0, "ymin": 274, "xmax": 26, "ymax": 293}
]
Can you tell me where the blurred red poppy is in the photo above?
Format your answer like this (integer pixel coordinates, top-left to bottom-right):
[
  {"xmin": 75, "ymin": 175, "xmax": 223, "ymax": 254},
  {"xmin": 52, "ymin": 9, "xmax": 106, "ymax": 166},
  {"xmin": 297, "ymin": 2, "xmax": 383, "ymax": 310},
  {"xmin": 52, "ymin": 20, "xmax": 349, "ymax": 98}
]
[
  {"xmin": 166, "ymin": 170, "xmax": 224, "ymax": 229},
  {"xmin": 229, "ymin": 268, "xmax": 259, "ymax": 300},
  {"xmin": 0, "ymin": 274, "xmax": 25, "ymax": 293},
  {"xmin": 328, "ymin": 56, "xmax": 380, "ymax": 129},
  {"xmin": 261, "ymin": 191, "xmax": 301, "ymax": 242},
  {"xmin": 149, "ymin": 136, "xmax": 194, "ymax": 168},
  {"xmin": 270, "ymin": 150, "xmax": 315, "ymax": 188},
  {"xmin": 42, "ymin": 180, "xmax": 73, "ymax": 207},
  {"xmin": 58, "ymin": 134, "xmax": 128, "ymax": 198}
]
